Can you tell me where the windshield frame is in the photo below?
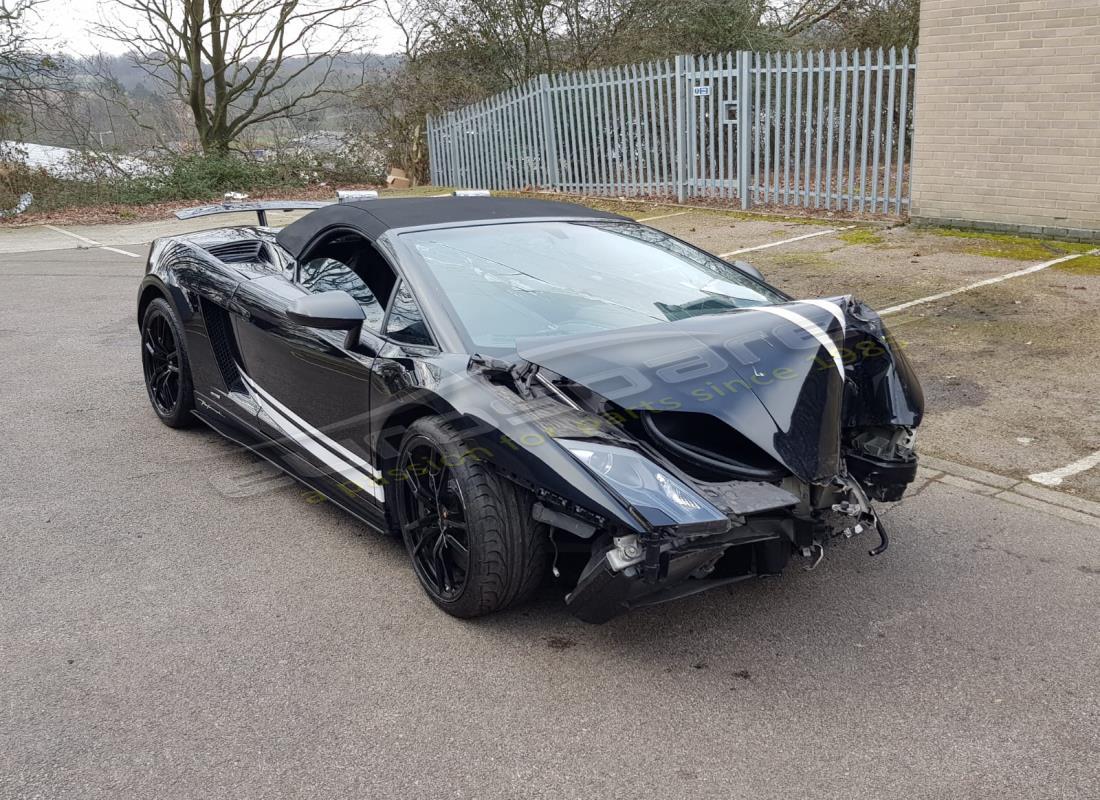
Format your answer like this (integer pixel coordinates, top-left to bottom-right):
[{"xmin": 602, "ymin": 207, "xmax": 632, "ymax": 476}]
[{"xmin": 385, "ymin": 217, "xmax": 790, "ymax": 356}]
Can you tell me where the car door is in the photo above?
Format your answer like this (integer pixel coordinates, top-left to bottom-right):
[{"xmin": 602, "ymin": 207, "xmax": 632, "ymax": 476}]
[{"xmin": 230, "ymin": 231, "xmax": 395, "ymax": 519}]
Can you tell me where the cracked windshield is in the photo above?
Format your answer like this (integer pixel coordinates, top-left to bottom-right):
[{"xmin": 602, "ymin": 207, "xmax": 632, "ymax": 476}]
[{"xmin": 403, "ymin": 221, "xmax": 784, "ymax": 350}]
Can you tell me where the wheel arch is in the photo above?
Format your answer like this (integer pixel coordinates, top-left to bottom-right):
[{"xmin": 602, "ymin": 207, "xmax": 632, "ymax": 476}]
[
  {"xmin": 374, "ymin": 401, "xmax": 444, "ymax": 475},
  {"xmin": 372, "ymin": 392, "xmax": 643, "ymax": 536},
  {"xmin": 137, "ymin": 275, "xmax": 192, "ymax": 327},
  {"xmin": 136, "ymin": 280, "xmax": 166, "ymax": 326}
]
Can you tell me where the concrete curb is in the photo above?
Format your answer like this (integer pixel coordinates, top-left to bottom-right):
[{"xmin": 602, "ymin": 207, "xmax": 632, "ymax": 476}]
[{"xmin": 918, "ymin": 454, "xmax": 1100, "ymax": 529}]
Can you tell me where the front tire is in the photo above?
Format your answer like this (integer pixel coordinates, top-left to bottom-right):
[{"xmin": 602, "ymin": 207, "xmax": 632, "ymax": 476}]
[
  {"xmin": 140, "ymin": 297, "xmax": 195, "ymax": 428},
  {"xmin": 393, "ymin": 417, "xmax": 549, "ymax": 618}
]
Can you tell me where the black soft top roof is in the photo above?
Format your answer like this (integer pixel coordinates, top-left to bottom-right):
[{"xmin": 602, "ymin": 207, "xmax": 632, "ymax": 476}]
[{"xmin": 275, "ymin": 196, "xmax": 627, "ymax": 259}]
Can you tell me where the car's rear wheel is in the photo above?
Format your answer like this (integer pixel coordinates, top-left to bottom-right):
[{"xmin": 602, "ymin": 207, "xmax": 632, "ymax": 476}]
[
  {"xmin": 393, "ymin": 417, "xmax": 549, "ymax": 618},
  {"xmin": 141, "ymin": 297, "xmax": 195, "ymax": 428}
]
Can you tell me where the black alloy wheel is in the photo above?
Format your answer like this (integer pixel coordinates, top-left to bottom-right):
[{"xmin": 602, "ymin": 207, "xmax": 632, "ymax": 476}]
[
  {"xmin": 141, "ymin": 298, "xmax": 195, "ymax": 428},
  {"xmin": 397, "ymin": 437, "xmax": 472, "ymax": 602},
  {"xmin": 392, "ymin": 417, "xmax": 550, "ymax": 618}
]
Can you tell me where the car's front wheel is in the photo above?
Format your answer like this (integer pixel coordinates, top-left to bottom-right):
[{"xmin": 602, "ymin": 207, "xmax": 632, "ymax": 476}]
[
  {"xmin": 393, "ymin": 417, "xmax": 549, "ymax": 618},
  {"xmin": 140, "ymin": 297, "xmax": 195, "ymax": 428}
]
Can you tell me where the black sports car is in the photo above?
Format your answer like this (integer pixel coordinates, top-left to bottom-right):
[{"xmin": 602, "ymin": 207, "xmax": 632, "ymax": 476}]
[{"xmin": 138, "ymin": 196, "xmax": 923, "ymax": 623}]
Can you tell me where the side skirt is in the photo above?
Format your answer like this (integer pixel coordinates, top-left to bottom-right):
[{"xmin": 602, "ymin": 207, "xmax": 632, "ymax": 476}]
[{"xmin": 192, "ymin": 395, "xmax": 390, "ymax": 536}]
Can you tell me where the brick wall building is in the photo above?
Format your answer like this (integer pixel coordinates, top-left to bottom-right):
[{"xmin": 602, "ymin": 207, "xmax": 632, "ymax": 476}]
[{"xmin": 910, "ymin": 0, "xmax": 1100, "ymax": 240}]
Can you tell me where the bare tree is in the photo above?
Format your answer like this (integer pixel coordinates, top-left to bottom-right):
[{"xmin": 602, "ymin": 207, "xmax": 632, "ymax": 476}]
[
  {"xmin": 353, "ymin": 0, "xmax": 433, "ymax": 181},
  {"xmin": 97, "ymin": 0, "xmax": 378, "ymax": 154},
  {"xmin": 0, "ymin": 0, "xmax": 64, "ymax": 131},
  {"xmin": 814, "ymin": 0, "xmax": 920, "ymax": 50},
  {"xmin": 766, "ymin": 0, "xmax": 850, "ymax": 36},
  {"xmin": 408, "ymin": 1, "xmax": 781, "ymax": 87}
]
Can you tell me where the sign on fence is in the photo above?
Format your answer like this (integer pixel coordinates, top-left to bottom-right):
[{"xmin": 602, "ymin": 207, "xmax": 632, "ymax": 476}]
[{"xmin": 427, "ymin": 47, "xmax": 916, "ymax": 215}]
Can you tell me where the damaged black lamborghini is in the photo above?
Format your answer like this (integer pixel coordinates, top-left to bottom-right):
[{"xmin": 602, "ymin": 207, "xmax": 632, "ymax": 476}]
[{"xmin": 138, "ymin": 195, "xmax": 923, "ymax": 623}]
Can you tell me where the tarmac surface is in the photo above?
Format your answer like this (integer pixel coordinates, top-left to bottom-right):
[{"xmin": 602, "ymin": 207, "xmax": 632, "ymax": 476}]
[{"xmin": 1, "ymin": 213, "xmax": 1098, "ymax": 799}]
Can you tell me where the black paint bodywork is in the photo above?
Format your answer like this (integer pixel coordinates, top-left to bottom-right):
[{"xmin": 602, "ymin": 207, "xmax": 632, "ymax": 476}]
[{"xmin": 138, "ymin": 197, "xmax": 923, "ymax": 622}]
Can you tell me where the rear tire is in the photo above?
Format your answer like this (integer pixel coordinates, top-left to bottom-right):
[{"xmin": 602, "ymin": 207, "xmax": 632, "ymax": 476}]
[
  {"xmin": 393, "ymin": 417, "xmax": 549, "ymax": 618},
  {"xmin": 140, "ymin": 297, "xmax": 195, "ymax": 428}
]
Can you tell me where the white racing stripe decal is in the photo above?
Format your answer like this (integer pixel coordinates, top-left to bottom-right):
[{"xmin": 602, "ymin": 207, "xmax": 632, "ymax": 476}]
[
  {"xmin": 259, "ymin": 394, "xmax": 382, "ymax": 499},
  {"xmin": 240, "ymin": 371, "xmax": 379, "ymax": 476},
  {"xmin": 798, "ymin": 299, "xmax": 846, "ymax": 332},
  {"xmin": 239, "ymin": 371, "xmax": 384, "ymax": 499},
  {"xmin": 751, "ymin": 306, "xmax": 845, "ymax": 374}
]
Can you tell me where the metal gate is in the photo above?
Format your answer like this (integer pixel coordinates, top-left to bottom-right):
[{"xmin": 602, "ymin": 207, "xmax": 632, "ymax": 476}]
[{"xmin": 428, "ymin": 47, "xmax": 915, "ymax": 215}]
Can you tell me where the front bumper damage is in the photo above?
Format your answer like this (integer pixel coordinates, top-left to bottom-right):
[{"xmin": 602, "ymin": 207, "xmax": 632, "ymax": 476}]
[
  {"xmin": 488, "ymin": 295, "xmax": 923, "ymax": 622},
  {"xmin": 563, "ymin": 471, "xmax": 895, "ymax": 624}
]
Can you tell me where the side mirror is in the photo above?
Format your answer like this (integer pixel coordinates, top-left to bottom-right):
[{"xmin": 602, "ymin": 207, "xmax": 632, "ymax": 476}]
[
  {"xmin": 732, "ymin": 259, "xmax": 764, "ymax": 281},
  {"xmin": 286, "ymin": 290, "xmax": 365, "ymax": 348}
]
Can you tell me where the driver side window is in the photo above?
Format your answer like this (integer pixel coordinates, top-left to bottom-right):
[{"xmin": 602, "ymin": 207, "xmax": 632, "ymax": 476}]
[
  {"xmin": 298, "ymin": 233, "xmax": 396, "ymax": 330},
  {"xmin": 384, "ymin": 280, "xmax": 434, "ymax": 347}
]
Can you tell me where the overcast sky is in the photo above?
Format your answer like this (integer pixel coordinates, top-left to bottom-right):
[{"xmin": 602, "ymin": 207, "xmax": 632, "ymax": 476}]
[{"xmin": 27, "ymin": 0, "xmax": 406, "ymax": 56}]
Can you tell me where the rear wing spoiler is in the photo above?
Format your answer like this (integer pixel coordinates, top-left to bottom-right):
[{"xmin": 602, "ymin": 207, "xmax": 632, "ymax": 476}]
[
  {"xmin": 172, "ymin": 189, "xmax": 483, "ymax": 226},
  {"xmin": 174, "ymin": 200, "xmax": 332, "ymax": 226}
]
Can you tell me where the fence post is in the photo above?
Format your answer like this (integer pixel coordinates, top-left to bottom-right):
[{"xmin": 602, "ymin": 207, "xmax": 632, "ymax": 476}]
[
  {"xmin": 538, "ymin": 74, "xmax": 559, "ymax": 191},
  {"xmin": 425, "ymin": 113, "xmax": 435, "ymax": 185},
  {"xmin": 445, "ymin": 111, "xmax": 459, "ymax": 187},
  {"xmin": 429, "ymin": 114, "xmax": 442, "ymax": 187},
  {"xmin": 738, "ymin": 51, "xmax": 751, "ymax": 210},
  {"xmin": 674, "ymin": 54, "xmax": 686, "ymax": 203}
]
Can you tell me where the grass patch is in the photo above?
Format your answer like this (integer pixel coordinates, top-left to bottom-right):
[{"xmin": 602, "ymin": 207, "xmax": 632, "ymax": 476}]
[
  {"xmin": 837, "ymin": 227, "xmax": 885, "ymax": 245},
  {"xmin": 1054, "ymin": 254, "xmax": 1100, "ymax": 275},
  {"xmin": 497, "ymin": 192, "xmax": 655, "ymax": 219},
  {"xmin": 686, "ymin": 206, "xmax": 824, "ymax": 226},
  {"xmin": 929, "ymin": 227, "xmax": 1094, "ymax": 260}
]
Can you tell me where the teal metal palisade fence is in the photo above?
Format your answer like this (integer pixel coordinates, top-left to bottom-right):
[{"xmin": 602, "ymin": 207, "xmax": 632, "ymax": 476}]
[{"xmin": 427, "ymin": 47, "xmax": 916, "ymax": 215}]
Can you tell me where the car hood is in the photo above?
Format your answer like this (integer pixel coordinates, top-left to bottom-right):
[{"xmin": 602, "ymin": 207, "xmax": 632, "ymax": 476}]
[{"xmin": 515, "ymin": 296, "xmax": 923, "ymax": 483}]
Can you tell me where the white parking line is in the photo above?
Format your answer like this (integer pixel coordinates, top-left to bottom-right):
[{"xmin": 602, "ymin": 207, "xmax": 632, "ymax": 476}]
[
  {"xmin": 879, "ymin": 249, "xmax": 1098, "ymax": 316},
  {"xmin": 44, "ymin": 224, "xmax": 99, "ymax": 246},
  {"xmin": 44, "ymin": 224, "xmax": 142, "ymax": 259},
  {"xmin": 98, "ymin": 245, "xmax": 143, "ymax": 258},
  {"xmin": 719, "ymin": 226, "xmax": 857, "ymax": 258},
  {"xmin": 1029, "ymin": 450, "xmax": 1100, "ymax": 487},
  {"xmin": 637, "ymin": 210, "xmax": 690, "ymax": 223}
]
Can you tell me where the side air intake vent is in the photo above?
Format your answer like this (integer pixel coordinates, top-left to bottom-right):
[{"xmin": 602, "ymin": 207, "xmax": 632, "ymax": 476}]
[
  {"xmin": 206, "ymin": 239, "xmax": 268, "ymax": 264},
  {"xmin": 199, "ymin": 298, "xmax": 245, "ymax": 392}
]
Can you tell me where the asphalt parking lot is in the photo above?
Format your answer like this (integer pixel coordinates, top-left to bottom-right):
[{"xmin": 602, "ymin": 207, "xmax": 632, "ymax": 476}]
[{"xmin": 2, "ymin": 204, "xmax": 1099, "ymax": 799}]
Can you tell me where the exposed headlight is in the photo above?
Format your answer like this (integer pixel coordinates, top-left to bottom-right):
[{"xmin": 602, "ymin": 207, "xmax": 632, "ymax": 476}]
[{"xmin": 559, "ymin": 439, "xmax": 728, "ymax": 531}]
